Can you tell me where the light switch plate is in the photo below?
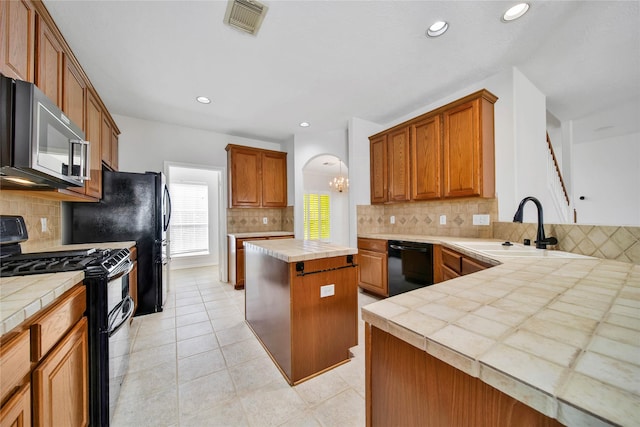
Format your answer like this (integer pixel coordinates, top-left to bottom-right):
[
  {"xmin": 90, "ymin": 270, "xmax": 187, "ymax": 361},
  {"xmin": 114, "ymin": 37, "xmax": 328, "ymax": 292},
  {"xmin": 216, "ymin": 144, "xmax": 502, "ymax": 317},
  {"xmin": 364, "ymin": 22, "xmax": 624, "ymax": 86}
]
[
  {"xmin": 390, "ymin": 215, "xmax": 395, "ymax": 224},
  {"xmin": 320, "ymin": 284, "xmax": 335, "ymax": 298},
  {"xmin": 439, "ymin": 215, "xmax": 446, "ymax": 225},
  {"xmin": 262, "ymin": 217, "xmax": 268, "ymax": 224}
]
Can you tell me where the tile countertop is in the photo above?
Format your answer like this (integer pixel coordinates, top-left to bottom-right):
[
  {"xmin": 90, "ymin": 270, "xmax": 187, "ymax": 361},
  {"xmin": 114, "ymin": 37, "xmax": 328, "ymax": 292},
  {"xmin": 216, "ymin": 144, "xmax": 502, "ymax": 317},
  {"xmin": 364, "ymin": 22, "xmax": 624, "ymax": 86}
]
[
  {"xmin": 0, "ymin": 241, "xmax": 136, "ymax": 336},
  {"xmin": 228, "ymin": 231, "xmax": 294, "ymax": 238},
  {"xmin": 243, "ymin": 239, "xmax": 357, "ymax": 263},
  {"xmin": 360, "ymin": 234, "xmax": 640, "ymax": 426}
]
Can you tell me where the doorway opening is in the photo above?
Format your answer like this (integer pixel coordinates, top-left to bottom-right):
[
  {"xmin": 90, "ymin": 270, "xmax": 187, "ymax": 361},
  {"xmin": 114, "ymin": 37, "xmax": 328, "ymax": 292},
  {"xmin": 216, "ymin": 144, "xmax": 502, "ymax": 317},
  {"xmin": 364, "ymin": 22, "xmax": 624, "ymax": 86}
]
[{"xmin": 166, "ymin": 163, "xmax": 224, "ymax": 271}]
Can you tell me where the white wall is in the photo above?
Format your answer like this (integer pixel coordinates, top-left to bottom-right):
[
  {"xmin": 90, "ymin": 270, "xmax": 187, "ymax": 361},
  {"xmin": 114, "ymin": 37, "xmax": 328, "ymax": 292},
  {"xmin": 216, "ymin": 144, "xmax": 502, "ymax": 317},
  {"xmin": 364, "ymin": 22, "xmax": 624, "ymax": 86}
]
[
  {"xmin": 114, "ymin": 115, "xmax": 282, "ymax": 174},
  {"xmin": 292, "ymin": 129, "xmax": 348, "ymax": 242},
  {"xmin": 572, "ymin": 132, "xmax": 640, "ymax": 225}
]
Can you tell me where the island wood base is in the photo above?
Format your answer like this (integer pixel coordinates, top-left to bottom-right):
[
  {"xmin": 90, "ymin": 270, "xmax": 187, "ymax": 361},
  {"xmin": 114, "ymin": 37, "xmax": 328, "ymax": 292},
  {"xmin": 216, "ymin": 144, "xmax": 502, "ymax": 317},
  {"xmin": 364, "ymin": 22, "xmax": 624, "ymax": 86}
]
[
  {"xmin": 245, "ymin": 247, "xmax": 358, "ymax": 385},
  {"xmin": 365, "ymin": 324, "xmax": 564, "ymax": 427}
]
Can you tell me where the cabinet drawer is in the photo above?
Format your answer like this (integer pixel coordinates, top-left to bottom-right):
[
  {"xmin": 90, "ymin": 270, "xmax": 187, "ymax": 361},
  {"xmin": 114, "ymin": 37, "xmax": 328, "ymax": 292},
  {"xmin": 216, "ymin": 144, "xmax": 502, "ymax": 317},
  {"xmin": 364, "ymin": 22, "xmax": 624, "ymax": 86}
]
[
  {"xmin": 30, "ymin": 285, "xmax": 86, "ymax": 362},
  {"xmin": 441, "ymin": 248, "xmax": 462, "ymax": 274},
  {"xmin": 461, "ymin": 257, "xmax": 490, "ymax": 275},
  {"xmin": 358, "ymin": 238, "xmax": 387, "ymax": 253},
  {"xmin": 0, "ymin": 329, "xmax": 30, "ymax": 404}
]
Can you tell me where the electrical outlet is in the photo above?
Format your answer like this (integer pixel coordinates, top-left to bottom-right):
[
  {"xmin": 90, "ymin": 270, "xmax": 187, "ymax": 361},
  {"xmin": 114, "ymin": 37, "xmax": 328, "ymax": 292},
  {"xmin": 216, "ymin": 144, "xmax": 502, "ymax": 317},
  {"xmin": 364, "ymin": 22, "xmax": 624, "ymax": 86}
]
[
  {"xmin": 390, "ymin": 215, "xmax": 395, "ymax": 224},
  {"xmin": 320, "ymin": 284, "xmax": 335, "ymax": 298},
  {"xmin": 40, "ymin": 217, "xmax": 47, "ymax": 232},
  {"xmin": 473, "ymin": 214, "xmax": 491, "ymax": 225},
  {"xmin": 439, "ymin": 215, "xmax": 446, "ymax": 225},
  {"xmin": 262, "ymin": 217, "xmax": 268, "ymax": 225}
]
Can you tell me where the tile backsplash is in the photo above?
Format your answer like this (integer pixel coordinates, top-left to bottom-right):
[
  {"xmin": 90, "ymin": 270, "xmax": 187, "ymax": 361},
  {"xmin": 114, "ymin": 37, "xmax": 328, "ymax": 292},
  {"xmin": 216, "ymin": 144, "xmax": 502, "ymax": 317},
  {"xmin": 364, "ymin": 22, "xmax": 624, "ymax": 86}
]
[
  {"xmin": 493, "ymin": 222, "xmax": 640, "ymax": 264},
  {"xmin": 227, "ymin": 206, "xmax": 294, "ymax": 234},
  {"xmin": 0, "ymin": 192, "xmax": 62, "ymax": 252},
  {"xmin": 357, "ymin": 198, "xmax": 498, "ymax": 239}
]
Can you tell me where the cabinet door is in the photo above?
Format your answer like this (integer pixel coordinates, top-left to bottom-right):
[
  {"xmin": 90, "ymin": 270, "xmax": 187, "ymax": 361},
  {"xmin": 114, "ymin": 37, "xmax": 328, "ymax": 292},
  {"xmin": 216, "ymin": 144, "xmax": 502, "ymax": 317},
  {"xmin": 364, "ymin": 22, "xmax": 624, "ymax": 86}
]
[
  {"xmin": 229, "ymin": 147, "xmax": 261, "ymax": 207},
  {"xmin": 0, "ymin": 383, "xmax": 31, "ymax": 427},
  {"xmin": 358, "ymin": 249, "xmax": 388, "ymax": 297},
  {"xmin": 369, "ymin": 135, "xmax": 388, "ymax": 204},
  {"xmin": 110, "ymin": 128, "xmax": 119, "ymax": 171},
  {"xmin": 35, "ymin": 16, "xmax": 63, "ymax": 107},
  {"xmin": 101, "ymin": 113, "xmax": 112, "ymax": 168},
  {"xmin": 0, "ymin": 0, "xmax": 35, "ymax": 82},
  {"xmin": 32, "ymin": 317, "xmax": 89, "ymax": 427},
  {"xmin": 411, "ymin": 115, "xmax": 441, "ymax": 200},
  {"xmin": 443, "ymin": 99, "xmax": 481, "ymax": 198},
  {"xmin": 387, "ymin": 127, "xmax": 410, "ymax": 202},
  {"xmin": 262, "ymin": 151, "xmax": 287, "ymax": 207},
  {"xmin": 62, "ymin": 56, "xmax": 85, "ymax": 131},
  {"xmin": 84, "ymin": 91, "xmax": 102, "ymax": 199}
]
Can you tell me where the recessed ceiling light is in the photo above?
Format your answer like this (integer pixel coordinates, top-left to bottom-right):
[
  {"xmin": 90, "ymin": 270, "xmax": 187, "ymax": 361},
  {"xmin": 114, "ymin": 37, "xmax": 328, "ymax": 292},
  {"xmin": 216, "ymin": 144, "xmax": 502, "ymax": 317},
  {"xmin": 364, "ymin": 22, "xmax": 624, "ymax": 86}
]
[
  {"xmin": 196, "ymin": 96, "xmax": 211, "ymax": 104},
  {"xmin": 426, "ymin": 21, "xmax": 448, "ymax": 38},
  {"xmin": 299, "ymin": 122, "xmax": 310, "ymax": 127},
  {"xmin": 502, "ymin": 3, "xmax": 530, "ymax": 22}
]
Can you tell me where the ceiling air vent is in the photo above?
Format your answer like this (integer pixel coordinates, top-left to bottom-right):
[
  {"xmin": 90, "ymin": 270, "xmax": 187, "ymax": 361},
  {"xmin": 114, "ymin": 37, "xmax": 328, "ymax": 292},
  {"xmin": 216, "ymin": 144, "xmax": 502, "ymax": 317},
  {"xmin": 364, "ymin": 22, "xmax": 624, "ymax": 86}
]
[{"xmin": 223, "ymin": 0, "xmax": 268, "ymax": 35}]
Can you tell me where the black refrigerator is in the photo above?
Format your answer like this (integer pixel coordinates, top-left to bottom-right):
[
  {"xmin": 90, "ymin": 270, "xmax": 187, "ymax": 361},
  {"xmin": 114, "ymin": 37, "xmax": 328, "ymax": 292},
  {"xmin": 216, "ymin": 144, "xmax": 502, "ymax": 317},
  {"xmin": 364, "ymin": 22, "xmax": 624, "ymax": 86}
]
[{"xmin": 65, "ymin": 170, "xmax": 171, "ymax": 315}]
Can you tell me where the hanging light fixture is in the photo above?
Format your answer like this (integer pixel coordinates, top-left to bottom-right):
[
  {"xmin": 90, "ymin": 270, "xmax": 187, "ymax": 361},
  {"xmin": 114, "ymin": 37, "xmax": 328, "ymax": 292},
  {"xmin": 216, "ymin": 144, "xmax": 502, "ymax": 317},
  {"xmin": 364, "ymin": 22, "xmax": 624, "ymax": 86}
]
[{"xmin": 329, "ymin": 161, "xmax": 349, "ymax": 193}]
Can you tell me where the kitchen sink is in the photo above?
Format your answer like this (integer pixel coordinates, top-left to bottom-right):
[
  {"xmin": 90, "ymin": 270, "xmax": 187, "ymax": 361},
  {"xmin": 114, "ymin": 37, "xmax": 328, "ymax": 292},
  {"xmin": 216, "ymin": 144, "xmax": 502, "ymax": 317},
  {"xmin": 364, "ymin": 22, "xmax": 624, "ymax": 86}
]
[{"xmin": 454, "ymin": 241, "xmax": 593, "ymax": 259}]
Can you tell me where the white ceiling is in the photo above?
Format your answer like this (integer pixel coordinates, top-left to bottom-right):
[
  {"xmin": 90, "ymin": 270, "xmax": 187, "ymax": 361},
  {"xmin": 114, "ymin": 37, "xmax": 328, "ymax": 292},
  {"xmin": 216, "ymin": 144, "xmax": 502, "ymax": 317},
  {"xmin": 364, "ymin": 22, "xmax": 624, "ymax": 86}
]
[{"xmin": 43, "ymin": 0, "xmax": 640, "ymax": 144}]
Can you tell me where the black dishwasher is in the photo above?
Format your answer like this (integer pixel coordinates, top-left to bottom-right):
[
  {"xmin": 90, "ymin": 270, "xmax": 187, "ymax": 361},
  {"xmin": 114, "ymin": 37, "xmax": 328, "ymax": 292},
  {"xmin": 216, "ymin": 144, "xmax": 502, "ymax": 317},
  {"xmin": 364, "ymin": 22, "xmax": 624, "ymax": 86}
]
[{"xmin": 387, "ymin": 240, "xmax": 434, "ymax": 296}]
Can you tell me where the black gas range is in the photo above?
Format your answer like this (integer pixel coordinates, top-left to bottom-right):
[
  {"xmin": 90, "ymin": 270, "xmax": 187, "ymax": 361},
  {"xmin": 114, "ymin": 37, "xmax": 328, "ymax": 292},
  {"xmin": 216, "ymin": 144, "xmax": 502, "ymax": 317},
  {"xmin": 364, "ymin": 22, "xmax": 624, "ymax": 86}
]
[{"xmin": 0, "ymin": 215, "xmax": 134, "ymax": 426}]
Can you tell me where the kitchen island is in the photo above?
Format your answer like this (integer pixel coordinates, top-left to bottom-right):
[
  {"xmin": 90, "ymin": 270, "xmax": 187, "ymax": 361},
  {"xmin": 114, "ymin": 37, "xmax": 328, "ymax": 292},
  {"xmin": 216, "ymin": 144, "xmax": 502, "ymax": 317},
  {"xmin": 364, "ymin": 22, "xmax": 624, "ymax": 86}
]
[
  {"xmin": 361, "ymin": 238, "xmax": 639, "ymax": 426},
  {"xmin": 244, "ymin": 239, "xmax": 358, "ymax": 385}
]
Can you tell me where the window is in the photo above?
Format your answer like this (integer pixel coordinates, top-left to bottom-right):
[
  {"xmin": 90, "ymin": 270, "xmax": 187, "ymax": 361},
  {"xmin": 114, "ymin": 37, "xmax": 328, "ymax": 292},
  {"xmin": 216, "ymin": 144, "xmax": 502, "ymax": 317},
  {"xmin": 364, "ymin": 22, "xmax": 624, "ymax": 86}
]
[
  {"xmin": 304, "ymin": 193, "xmax": 330, "ymax": 241},
  {"xmin": 170, "ymin": 183, "xmax": 209, "ymax": 256}
]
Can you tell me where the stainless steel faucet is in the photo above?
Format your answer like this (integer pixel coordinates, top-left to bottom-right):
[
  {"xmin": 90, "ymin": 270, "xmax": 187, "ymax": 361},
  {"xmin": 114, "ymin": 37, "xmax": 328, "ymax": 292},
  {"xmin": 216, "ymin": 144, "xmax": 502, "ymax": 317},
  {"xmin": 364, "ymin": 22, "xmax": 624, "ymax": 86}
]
[{"xmin": 513, "ymin": 196, "xmax": 558, "ymax": 249}]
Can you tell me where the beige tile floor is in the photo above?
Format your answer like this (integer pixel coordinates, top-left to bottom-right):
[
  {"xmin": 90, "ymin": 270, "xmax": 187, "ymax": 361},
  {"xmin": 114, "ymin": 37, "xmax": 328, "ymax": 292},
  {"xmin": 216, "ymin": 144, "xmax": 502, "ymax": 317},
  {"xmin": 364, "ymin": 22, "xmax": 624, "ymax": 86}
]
[{"xmin": 112, "ymin": 266, "xmax": 379, "ymax": 427}]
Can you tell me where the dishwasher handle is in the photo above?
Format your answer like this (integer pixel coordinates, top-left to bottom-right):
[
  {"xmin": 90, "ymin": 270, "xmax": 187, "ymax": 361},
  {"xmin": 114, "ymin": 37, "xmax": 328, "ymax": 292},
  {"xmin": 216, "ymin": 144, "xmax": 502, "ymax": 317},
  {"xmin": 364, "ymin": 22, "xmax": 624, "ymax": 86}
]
[{"xmin": 389, "ymin": 244, "xmax": 430, "ymax": 253}]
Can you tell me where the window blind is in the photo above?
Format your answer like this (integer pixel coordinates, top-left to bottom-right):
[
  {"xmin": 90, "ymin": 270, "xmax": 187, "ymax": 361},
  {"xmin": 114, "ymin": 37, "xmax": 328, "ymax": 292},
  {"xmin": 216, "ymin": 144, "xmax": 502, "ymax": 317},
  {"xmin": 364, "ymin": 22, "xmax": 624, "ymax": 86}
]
[
  {"xmin": 303, "ymin": 193, "xmax": 330, "ymax": 241},
  {"xmin": 170, "ymin": 183, "xmax": 209, "ymax": 256}
]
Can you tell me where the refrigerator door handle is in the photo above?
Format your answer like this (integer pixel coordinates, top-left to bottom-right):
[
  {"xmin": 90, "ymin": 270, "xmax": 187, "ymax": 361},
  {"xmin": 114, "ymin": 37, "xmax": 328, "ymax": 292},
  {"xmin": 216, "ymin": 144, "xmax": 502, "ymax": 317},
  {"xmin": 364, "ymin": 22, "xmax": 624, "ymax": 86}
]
[{"xmin": 163, "ymin": 185, "xmax": 172, "ymax": 232}]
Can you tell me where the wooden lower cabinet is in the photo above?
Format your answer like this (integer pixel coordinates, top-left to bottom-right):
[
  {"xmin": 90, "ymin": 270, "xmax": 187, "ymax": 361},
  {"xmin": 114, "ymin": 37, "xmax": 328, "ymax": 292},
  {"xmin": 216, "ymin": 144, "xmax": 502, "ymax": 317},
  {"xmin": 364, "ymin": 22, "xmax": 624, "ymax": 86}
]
[
  {"xmin": 228, "ymin": 234, "xmax": 293, "ymax": 289},
  {"xmin": 357, "ymin": 238, "xmax": 388, "ymax": 297},
  {"xmin": 366, "ymin": 324, "xmax": 562, "ymax": 427},
  {"xmin": 0, "ymin": 383, "xmax": 31, "ymax": 427},
  {"xmin": 0, "ymin": 284, "xmax": 88, "ymax": 427},
  {"xmin": 32, "ymin": 318, "xmax": 89, "ymax": 427},
  {"xmin": 435, "ymin": 245, "xmax": 492, "ymax": 283}
]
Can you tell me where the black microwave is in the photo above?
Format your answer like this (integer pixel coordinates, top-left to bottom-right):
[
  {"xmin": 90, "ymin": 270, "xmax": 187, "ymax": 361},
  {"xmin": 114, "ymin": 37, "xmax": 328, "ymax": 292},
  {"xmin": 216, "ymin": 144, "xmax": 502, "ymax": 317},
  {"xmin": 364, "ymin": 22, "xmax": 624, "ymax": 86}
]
[{"xmin": 0, "ymin": 74, "xmax": 89, "ymax": 189}]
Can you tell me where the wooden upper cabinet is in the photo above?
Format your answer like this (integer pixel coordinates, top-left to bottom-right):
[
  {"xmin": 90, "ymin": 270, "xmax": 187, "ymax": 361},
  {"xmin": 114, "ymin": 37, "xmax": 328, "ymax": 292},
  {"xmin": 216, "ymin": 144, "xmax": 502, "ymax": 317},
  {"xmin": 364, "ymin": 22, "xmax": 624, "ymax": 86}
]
[
  {"xmin": 84, "ymin": 91, "xmax": 102, "ymax": 199},
  {"xmin": 101, "ymin": 113, "xmax": 112, "ymax": 167},
  {"xmin": 226, "ymin": 144, "xmax": 287, "ymax": 208},
  {"xmin": 62, "ymin": 56, "xmax": 86, "ymax": 131},
  {"xmin": 0, "ymin": 0, "xmax": 35, "ymax": 82},
  {"xmin": 228, "ymin": 145, "xmax": 262, "ymax": 207},
  {"xmin": 443, "ymin": 93, "xmax": 496, "ymax": 199},
  {"xmin": 262, "ymin": 150, "xmax": 287, "ymax": 207},
  {"xmin": 369, "ymin": 134, "xmax": 388, "ymax": 204},
  {"xmin": 369, "ymin": 89, "xmax": 497, "ymax": 204},
  {"xmin": 387, "ymin": 127, "xmax": 410, "ymax": 202},
  {"xmin": 110, "ymin": 128, "xmax": 119, "ymax": 170},
  {"xmin": 411, "ymin": 115, "xmax": 441, "ymax": 201},
  {"xmin": 35, "ymin": 15, "xmax": 63, "ymax": 106}
]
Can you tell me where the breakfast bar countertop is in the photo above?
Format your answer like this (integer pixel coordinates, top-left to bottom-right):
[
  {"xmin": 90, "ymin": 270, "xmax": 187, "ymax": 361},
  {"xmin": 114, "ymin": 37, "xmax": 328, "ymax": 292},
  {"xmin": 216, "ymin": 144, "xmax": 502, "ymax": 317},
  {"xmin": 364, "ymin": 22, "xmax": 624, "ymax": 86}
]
[
  {"xmin": 243, "ymin": 238, "xmax": 357, "ymax": 263},
  {"xmin": 360, "ymin": 234, "xmax": 640, "ymax": 426}
]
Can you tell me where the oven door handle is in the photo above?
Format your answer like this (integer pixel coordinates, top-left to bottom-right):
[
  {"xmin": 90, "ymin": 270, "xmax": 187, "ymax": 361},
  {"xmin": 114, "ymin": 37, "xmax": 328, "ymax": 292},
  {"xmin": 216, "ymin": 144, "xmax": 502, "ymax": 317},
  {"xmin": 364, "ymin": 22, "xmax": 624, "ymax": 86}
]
[
  {"xmin": 389, "ymin": 244, "xmax": 430, "ymax": 253},
  {"xmin": 108, "ymin": 258, "xmax": 134, "ymax": 281},
  {"xmin": 107, "ymin": 295, "xmax": 134, "ymax": 338}
]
